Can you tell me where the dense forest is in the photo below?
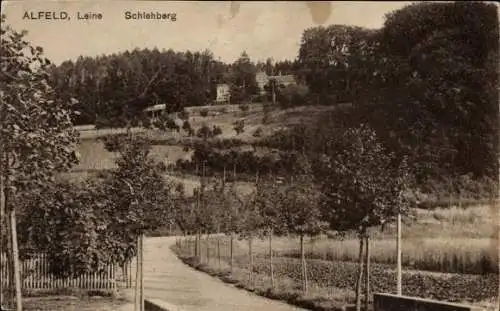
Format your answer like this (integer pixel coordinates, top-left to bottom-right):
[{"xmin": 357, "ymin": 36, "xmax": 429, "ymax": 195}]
[{"xmin": 48, "ymin": 50, "xmax": 297, "ymax": 126}]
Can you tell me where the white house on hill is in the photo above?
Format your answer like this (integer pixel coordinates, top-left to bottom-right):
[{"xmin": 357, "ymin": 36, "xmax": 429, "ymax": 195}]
[
  {"xmin": 255, "ymin": 70, "xmax": 296, "ymax": 95},
  {"xmin": 215, "ymin": 83, "xmax": 231, "ymax": 104}
]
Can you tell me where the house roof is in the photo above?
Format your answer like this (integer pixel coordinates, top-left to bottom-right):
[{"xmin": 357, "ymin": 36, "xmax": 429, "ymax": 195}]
[
  {"xmin": 143, "ymin": 104, "xmax": 166, "ymax": 112},
  {"xmin": 269, "ymin": 75, "xmax": 295, "ymax": 84}
]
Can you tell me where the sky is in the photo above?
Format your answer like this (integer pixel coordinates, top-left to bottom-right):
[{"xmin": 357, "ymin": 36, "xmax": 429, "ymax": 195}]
[{"xmin": 2, "ymin": 1, "xmax": 413, "ymax": 65}]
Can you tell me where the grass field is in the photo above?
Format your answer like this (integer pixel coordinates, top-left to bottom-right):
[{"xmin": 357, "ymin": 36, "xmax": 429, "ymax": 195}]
[
  {"xmin": 173, "ymin": 236, "xmax": 499, "ymax": 311},
  {"xmin": 23, "ymin": 296, "xmax": 127, "ymax": 311}
]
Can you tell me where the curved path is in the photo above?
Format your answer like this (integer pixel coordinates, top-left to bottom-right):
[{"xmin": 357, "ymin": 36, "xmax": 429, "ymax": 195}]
[{"xmin": 141, "ymin": 236, "xmax": 308, "ymax": 311}]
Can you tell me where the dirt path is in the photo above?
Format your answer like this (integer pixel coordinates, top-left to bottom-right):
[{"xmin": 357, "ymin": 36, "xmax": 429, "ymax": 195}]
[{"xmin": 141, "ymin": 236, "xmax": 308, "ymax": 311}]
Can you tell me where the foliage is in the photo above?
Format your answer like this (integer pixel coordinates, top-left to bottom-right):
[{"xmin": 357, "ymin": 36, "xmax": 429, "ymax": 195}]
[
  {"xmin": 212, "ymin": 125, "xmax": 223, "ymax": 137},
  {"xmin": 182, "ymin": 120, "xmax": 194, "ymax": 136},
  {"xmin": 278, "ymin": 84, "xmax": 310, "ymax": 108},
  {"xmin": 0, "ymin": 18, "xmax": 79, "ymax": 298},
  {"xmin": 199, "ymin": 108, "xmax": 209, "ymax": 117},
  {"xmin": 281, "ymin": 155, "xmax": 326, "ymax": 237},
  {"xmin": 238, "ymin": 103, "xmax": 250, "ymax": 112},
  {"xmin": 252, "ymin": 127, "xmax": 263, "ymax": 138},
  {"xmin": 233, "ymin": 120, "xmax": 245, "ymax": 135},
  {"xmin": 196, "ymin": 124, "xmax": 213, "ymax": 140},
  {"xmin": 317, "ymin": 124, "xmax": 414, "ymax": 235},
  {"xmin": 0, "ymin": 20, "xmax": 80, "ymax": 196},
  {"xmin": 19, "ymin": 132, "xmax": 175, "ymax": 277},
  {"xmin": 155, "ymin": 114, "xmax": 180, "ymax": 132},
  {"xmin": 49, "ymin": 49, "xmax": 227, "ymax": 126},
  {"xmin": 296, "ymin": 2, "xmax": 498, "ymax": 184},
  {"xmin": 230, "ymin": 52, "xmax": 259, "ymax": 104},
  {"xmin": 177, "ymin": 109, "xmax": 190, "ymax": 120},
  {"xmin": 297, "ymin": 24, "xmax": 378, "ymax": 104},
  {"xmin": 372, "ymin": 1, "xmax": 499, "ymax": 181}
]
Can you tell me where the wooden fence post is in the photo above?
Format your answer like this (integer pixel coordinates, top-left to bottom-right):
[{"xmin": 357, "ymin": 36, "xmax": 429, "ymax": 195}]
[
  {"xmin": 140, "ymin": 233, "xmax": 145, "ymax": 311},
  {"xmin": 135, "ymin": 235, "xmax": 140, "ymax": 311},
  {"xmin": 396, "ymin": 212, "xmax": 402, "ymax": 295}
]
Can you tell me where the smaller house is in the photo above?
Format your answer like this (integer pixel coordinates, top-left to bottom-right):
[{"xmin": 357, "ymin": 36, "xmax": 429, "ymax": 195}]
[
  {"xmin": 143, "ymin": 104, "xmax": 166, "ymax": 122},
  {"xmin": 255, "ymin": 70, "xmax": 297, "ymax": 96},
  {"xmin": 255, "ymin": 71, "xmax": 269, "ymax": 95},
  {"xmin": 270, "ymin": 74, "xmax": 296, "ymax": 87},
  {"xmin": 215, "ymin": 83, "xmax": 231, "ymax": 104}
]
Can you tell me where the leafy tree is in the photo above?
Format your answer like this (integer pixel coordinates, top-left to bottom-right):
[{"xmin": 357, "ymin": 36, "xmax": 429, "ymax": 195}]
[
  {"xmin": 252, "ymin": 127, "xmax": 263, "ymax": 138},
  {"xmin": 278, "ymin": 84, "xmax": 310, "ymax": 108},
  {"xmin": 238, "ymin": 103, "xmax": 250, "ymax": 112},
  {"xmin": 199, "ymin": 108, "xmax": 209, "ymax": 117},
  {"xmin": 317, "ymin": 124, "xmax": 414, "ymax": 311},
  {"xmin": 212, "ymin": 125, "xmax": 223, "ymax": 137},
  {"xmin": 254, "ymin": 177, "xmax": 287, "ymax": 288},
  {"xmin": 238, "ymin": 190, "xmax": 264, "ymax": 285},
  {"xmin": 218, "ymin": 183, "xmax": 245, "ymax": 270},
  {"xmin": 230, "ymin": 51, "xmax": 259, "ymax": 103},
  {"xmin": 366, "ymin": 1, "xmax": 498, "ymax": 182},
  {"xmin": 178, "ymin": 109, "xmax": 190, "ymax": 120},
  {"xmin": 156, "ymin": 114, "xmax": 180, "ymax": 132},
  {"xmin": 297, "ymin": 25, "xmax": 378, "ymax": 105},
  {"xmin": 233, "ymin": 120, "xmax": 245, "ymax": 135},
  {"xmin": 0, "ymin": 17, "xmax": 79, "ymax": 310},
  {"xmin": 280, "ymin": 154, "xmax": 326, "ymax": 293},
  {"xmin": 196, "ymin": 123, "xmax": 213, "ymax": 140},
  {"xmin": 182, "ymin": 120, "xmax": 194, "ymax": 136}
]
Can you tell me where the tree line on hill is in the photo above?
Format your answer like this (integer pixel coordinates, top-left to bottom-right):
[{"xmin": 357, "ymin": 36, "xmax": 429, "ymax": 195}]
[{"xmin": 47, "ymin": 49, "xmax": 298, "ymax": 126}]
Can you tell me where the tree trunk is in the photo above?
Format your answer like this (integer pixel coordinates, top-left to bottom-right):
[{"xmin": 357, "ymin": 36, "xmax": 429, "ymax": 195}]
[
  {"xmin": 248, "ymin": 237, "xmax": 253, "ymax": 285},
  {"xmin": 0, "ymin": 160, "xmax": 7, "ymax": 308},
  {"xmin": 197, "ymin": 230, "xmax": 202, "ymax": 260},
  {"xmin": 396, "ymin": 213, "xmax": 402, "ymax": 295},
  {"xmin": 194, "ymin": 231, "xmax": 198, "ymax": 258},
  {"xmin": 206, "ymin": 234, "xmax": 210, "ymax": 265},
  {"xmin": 310, "ymin": 236, "xmax": 315, "ymax": 255},
  {"xmin": 355, "ymin": 236, "xmax": 365, "ymax": 311},
  {"xmin": 364, "ymin": 235, "xmax": 371, "ymax": 311},
  {"xmin": 230, "ymin": 234, "xmax": 234, "ymax": 272},
  {"xmin": 300, "ymin": 234, "xmax": 308, "ymax": 293},
  {"xmin": 269, "ymin": 229, "xmax": 274, "ymax": 289},
  {"xmin": 6, "ymin": 180, "xmax": 21, "ymax": 311},
  {"xmin": 217, "ymin": 238, "xmax": 221, "ymax": 269},
  {"xmin": 193, "ymin": 234, "xmax": 197, "ymax": 257}
]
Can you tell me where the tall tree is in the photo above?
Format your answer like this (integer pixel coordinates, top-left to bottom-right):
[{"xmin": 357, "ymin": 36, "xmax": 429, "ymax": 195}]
[
  {"xmin": 370, "ymin": 1, "xmax": 499, "ymax": 182},
  {"xmin": 0, "ymin": 17, "xmax": 79, "ymax": 310},
  {"xmin": 317, "ymin": 124, "xmax": 414, "ymax": 311},
  {"xmin": 230, "ymin": 51, "xmax": 259, "ymax": 104},
  {"xmin": 281, "ymin": 154, "xmax": 326, "ymax": 293}
]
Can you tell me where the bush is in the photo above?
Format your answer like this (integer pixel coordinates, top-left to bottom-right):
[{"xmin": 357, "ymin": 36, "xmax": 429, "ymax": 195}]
[
  {"xmin": 182, "ymin": 120, "xmax": 192, "ymax": 131},
  {"xmin": 196, "ymin": 124, "xmax": 213, "ymax": 139},
  {"xmin": 216, "ymin": 107, "xmax": 228, "ymax": 114},
  {"xmin": 200, "ymin": 108, "xmax": 209, "ymax": 117},
  {"xmin": 212, "ymin": 125, "xmax": 223, "ymax": 136},
  {"xmin": 279, "ymin": 85, "xmax": 309, "ymax": 108},
  {"xmin": 253, "ymin": 127, "xmax": 263, "ymax": 137},
  {"xmin": 178, "ymin": 109, "xmax": 190, "ymax": 120},
  {"xmin": 239, "ymin": 104, "xmax": 250, "ymax": 112},
  {"xmin": 233, "ymin": 120, "xmax": 245, "ymax": 135}
]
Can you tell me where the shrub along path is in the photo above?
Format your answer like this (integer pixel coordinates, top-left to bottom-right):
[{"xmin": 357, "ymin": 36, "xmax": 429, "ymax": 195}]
[{"xmin": 141, "ymin": 236, "xmax": 307, "ymax": 311}]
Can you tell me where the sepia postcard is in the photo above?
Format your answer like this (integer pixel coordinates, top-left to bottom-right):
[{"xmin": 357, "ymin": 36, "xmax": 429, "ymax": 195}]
[{"xmin": 1, "ymin": 1, "xmax": 498, "ymax": 311}]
